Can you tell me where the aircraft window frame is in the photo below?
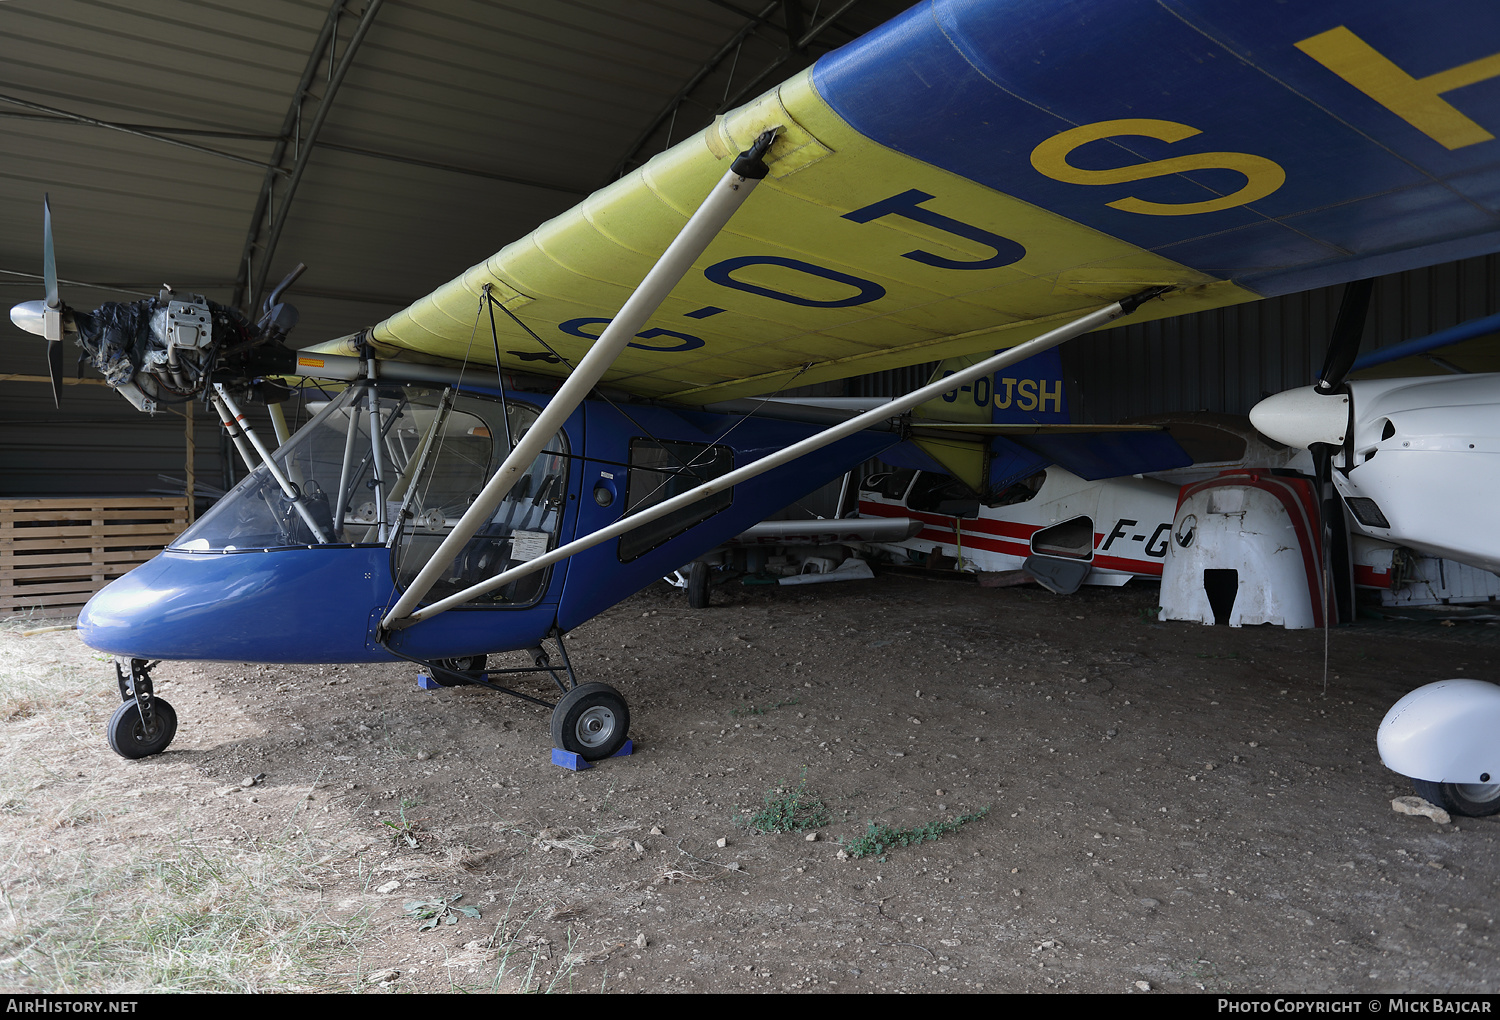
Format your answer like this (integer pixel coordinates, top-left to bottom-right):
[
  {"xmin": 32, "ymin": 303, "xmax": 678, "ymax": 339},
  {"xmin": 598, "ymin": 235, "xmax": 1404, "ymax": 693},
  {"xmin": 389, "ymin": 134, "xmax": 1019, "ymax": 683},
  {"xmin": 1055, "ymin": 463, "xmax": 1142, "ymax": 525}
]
[
  {"xmin": 171, "ymin": 386, "xmax": 386, "ymax": 552},
  {"xmin": 986, "ymin": 470, "xmax": 1046, "ymax": 508},
  {"xmin": 618, "ymin": 438, "xmax": 734, "ymax": 562},
  {"xmin": 171, "ymin": 386, "xmax": 571, "ymax": 612},
  {"xmin": 390, "ymin": 391, "xmax": 568, "ymax": 609},
  {"xmin": 905, "ymin": 471, "xmax": 981, "ymax": 518},
  {"xmin": 1030, "ymin": 515, "xmax": 1095, "ymax": 561},
  {"xmin": 863, "ymin": 468, "xmax": 917, "ymax": 502}
]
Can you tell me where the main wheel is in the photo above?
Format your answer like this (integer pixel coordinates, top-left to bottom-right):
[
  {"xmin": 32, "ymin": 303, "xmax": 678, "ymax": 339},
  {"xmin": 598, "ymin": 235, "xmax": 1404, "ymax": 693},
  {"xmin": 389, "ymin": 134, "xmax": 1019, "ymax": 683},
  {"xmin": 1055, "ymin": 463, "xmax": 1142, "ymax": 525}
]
[
  {"xmin": 686, "ymin": 561, "xmax": 710, "ymax": 609},
  {"xmin": 430, "ymin": 655, "xmax": 487, "ymax": 686},
  {"xmin": 107, "ymin": 699, "xmax": 178, "ymax": 759},
  {"xmin": 550, "ymin": 682, "xmax": 630, "ymax": 761},
  {"xmin": 1412, "ymin": 778, "xmax": 1500, "ymax": 817}
]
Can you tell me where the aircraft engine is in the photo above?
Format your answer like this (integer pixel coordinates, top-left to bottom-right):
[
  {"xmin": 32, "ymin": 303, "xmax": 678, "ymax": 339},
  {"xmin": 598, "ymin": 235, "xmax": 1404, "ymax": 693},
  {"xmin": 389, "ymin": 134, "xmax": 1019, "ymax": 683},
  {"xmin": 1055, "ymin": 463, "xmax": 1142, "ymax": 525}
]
[
  {"xmin": 66, "ymin": 291, "xmax": 254, "ymax": 412},
  {"xmin": 8, "ymin": 195, "xmax": 300, "ymax": 412}
]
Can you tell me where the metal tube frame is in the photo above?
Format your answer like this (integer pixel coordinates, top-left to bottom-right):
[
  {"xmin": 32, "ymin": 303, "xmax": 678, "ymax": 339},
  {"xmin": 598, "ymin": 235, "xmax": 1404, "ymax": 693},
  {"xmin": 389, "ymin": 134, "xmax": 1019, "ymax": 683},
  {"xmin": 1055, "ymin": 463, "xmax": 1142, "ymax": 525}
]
[
  {"xmin": 211, "ymin": 384, "xmax": 333, "ymax": 544},
  {"xmin": 365, "ymin": 374, "xmax": 390, "ymax": 544},
  {"xmin": 332, "ymin": 395, "xmax": 361, "ymax": 531},
  {"xmin": 387, "ymin": 386, "xmax": 455, "ymax": 549}
]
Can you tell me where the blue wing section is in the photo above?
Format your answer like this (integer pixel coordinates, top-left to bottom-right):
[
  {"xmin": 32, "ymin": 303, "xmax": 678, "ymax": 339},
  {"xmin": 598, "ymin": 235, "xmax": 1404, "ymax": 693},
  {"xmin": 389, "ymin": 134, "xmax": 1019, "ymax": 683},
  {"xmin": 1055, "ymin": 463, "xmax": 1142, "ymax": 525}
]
[
  {"xmin": 1351, "ymin": 311, "xmax": 1500, "ymax": 371},
  {"xmin": 987, "ymin": 438, "xmax": 1052, "ymax": 490},
  {"xmin": 813, "ymin": 0, "xmax": 1500, "ymax": 297}
]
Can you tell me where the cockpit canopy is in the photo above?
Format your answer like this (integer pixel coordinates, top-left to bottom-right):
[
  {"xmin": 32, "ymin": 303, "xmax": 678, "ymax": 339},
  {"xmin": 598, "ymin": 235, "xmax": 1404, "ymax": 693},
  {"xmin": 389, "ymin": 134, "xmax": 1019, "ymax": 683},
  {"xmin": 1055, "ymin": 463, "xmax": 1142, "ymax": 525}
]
[{"xmin": 172, "ymin": 382, "xmax": 568, "ymax": 605}]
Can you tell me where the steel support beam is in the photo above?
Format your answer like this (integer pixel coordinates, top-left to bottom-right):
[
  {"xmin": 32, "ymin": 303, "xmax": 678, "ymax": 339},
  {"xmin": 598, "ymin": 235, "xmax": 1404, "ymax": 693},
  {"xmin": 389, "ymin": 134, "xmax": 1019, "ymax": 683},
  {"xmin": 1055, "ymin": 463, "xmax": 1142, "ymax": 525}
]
[
  {"xmin": 0, "ymin": 94, "xmax": 289, "ymax": 174},
  {"xmin": 250, "ymin": 0, "xmax": 385, "ymax": 308},
  {"xmin": 609, "ymin": 0, "xmax": 866, "ymax": 180},
  {"xmin": 231, "ymin": 0, "xmax": 351, "ymax": 312}
]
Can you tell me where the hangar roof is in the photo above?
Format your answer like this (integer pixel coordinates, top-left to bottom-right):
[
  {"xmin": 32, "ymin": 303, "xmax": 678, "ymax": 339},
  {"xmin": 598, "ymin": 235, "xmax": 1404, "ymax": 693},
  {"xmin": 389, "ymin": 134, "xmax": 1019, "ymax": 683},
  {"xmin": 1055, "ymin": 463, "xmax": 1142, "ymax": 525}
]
[{"xmin": 0, "ymin": 0, "xmax": 911, "ymax": 348}]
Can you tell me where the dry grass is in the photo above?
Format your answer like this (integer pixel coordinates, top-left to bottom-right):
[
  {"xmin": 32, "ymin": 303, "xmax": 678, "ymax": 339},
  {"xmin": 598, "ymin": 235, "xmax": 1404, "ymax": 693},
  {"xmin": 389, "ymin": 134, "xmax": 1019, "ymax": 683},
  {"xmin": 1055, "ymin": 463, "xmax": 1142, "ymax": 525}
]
[
  {"xmin": 531, "ymin": 823, "xmax": 636, "ymax": 863},
  {"xmin": 0, "ymin": 619, "xmax": 374, "ymax": 993}
]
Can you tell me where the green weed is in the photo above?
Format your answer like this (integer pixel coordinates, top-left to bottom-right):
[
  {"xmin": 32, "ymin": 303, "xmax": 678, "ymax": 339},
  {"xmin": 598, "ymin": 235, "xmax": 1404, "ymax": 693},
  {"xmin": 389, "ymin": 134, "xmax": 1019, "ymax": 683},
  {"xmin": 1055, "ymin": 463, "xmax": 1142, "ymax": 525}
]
[
  {"xmin": 743, "ymin": 769, "xmax": 829, "ymax": 834},
  {"xmin": 404, "ymin": 893, "xmax": 481, "ymax": 932},
  {"xmin": 382, "ymin": 798, "xmax": 422, "ymax": 847},
  {"xmin": 842, "ymin": 806, "xmax": 991, "ymax": 859}
]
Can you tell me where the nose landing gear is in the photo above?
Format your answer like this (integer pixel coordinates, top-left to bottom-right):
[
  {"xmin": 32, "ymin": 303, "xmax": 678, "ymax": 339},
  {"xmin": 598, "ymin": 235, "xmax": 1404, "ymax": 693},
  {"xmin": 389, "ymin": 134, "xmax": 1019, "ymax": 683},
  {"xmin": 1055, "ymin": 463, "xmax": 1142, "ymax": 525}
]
[{"xmin": 108, "ymin": 657, "xmax": 177, "ymax": 759}]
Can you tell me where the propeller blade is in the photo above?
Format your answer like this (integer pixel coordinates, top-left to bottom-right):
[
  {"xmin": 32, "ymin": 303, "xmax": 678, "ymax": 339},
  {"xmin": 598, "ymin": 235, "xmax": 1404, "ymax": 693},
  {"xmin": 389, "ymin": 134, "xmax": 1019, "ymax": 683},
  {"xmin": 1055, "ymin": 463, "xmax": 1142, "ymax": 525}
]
[
  {"xmin": 1310, "ymin": 441, "xmax": 1355, "ymax": 626},
  {"xmin": 43, "ymin": 193, "xmax": 58, "ymax": 309},
  {"xmin": 46, "ymin": 336, "xmax": 63, "ymax": 409},
  {"xmin": 1315, "ymin": 277, "xmax": 1374, "ymax": 393}
]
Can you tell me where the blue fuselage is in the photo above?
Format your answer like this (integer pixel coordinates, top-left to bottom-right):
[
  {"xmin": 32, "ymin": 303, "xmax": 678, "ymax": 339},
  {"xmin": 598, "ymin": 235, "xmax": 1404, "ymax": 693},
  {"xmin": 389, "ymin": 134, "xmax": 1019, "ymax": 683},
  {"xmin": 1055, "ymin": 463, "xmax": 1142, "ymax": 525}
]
[{"xmin": 78, "ymin": 384, "xmax": 895, "ymax": 664}]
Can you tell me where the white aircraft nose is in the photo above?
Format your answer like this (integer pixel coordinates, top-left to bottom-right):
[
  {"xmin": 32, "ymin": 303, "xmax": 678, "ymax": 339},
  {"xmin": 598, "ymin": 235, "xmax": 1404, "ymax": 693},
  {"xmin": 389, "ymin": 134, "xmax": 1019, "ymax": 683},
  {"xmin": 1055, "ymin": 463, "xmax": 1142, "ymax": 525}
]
[
  {"xmin": 9, "ymin": 299, "xmax": 48, "ymax": 337},
  {"xmin": 1249, "ymin": 385, "xmax": 1350, "ymax": 449}
]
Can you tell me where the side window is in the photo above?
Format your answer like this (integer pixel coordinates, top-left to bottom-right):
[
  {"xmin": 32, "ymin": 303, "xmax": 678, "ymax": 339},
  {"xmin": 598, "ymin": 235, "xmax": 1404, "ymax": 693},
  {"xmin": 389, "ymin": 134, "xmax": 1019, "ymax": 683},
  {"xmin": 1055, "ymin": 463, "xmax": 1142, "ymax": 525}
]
[
  {"xmin": 987, "ymin": 470, "xmax": 1046, "ymax": 507},
  {"xmin": 906, "ymin": 472, "xmax": 980, "ymax": 517},
  {"xmin": 618, "ymin": 439, "xmax": 733, "ymax": 562},
  {"xmin": 393, "ymin": 394, "xmax": 567, "ymax": 606}
]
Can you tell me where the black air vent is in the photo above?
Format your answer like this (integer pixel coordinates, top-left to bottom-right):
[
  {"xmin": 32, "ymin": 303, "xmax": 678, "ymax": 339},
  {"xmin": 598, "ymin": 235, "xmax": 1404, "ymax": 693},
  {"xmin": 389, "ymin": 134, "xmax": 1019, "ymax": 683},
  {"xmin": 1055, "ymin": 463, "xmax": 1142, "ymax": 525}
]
[{"xmin": 1345, "ymin": 496, "xmax": 1390, "ymax": 529}]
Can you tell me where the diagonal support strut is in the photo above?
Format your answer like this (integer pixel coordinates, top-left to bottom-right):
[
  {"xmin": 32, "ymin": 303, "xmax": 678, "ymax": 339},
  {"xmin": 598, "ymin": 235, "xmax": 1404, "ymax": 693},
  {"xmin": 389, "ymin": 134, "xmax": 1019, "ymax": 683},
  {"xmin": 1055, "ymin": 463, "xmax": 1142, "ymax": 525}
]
[
  {"xmin": 389, "ymin": 286, "xmax": 1170, "ymax": 629},
  {"xmin": 380, "ymin": 130, "xmax": 780, "ymax": 631}
]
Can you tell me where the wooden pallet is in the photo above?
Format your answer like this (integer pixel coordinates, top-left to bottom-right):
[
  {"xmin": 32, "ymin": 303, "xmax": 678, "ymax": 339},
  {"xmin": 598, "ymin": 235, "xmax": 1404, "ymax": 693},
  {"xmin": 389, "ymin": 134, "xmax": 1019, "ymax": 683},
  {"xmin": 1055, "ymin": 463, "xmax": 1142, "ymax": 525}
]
[{"xmin": 0, "ymin": 497, "xmax": 191, "ymax": 618}]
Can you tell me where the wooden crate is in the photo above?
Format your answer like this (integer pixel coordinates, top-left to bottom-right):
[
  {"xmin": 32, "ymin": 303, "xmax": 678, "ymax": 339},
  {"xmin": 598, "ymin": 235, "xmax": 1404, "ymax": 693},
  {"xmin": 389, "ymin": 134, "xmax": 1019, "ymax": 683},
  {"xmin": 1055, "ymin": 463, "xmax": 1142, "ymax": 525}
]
[{"xmin": 0, "ymin": 497, "xmax": 191, "ymax": 618}]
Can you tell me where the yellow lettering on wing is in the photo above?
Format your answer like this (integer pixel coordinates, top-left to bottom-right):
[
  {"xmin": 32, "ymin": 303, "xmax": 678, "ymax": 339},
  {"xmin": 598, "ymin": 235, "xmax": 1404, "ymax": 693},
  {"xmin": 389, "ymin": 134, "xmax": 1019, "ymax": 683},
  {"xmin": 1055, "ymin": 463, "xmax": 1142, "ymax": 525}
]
[
  {"xmin": 1029, "ymin": 118, "xmax": 1285, "ymax": 216},
  {"xmin": 1038, "ymin": 379, "xmax": 1063, "ymax": 414},
  {"xmin": 1296, "ymin": 26, "xmax": 1500, "ymax": 150},
  {"xmin": 1015, "ymin": 378, "xmax": 1038, "ymax": 412}
]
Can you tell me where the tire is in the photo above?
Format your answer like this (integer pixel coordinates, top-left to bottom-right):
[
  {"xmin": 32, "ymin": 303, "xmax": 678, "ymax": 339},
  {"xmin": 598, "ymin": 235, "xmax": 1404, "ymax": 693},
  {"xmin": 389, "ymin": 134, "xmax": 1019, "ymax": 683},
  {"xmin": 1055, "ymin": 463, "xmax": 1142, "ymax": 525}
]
[
  {"xmin": 429, "ymin": 655, "xmax": 487, "ymax": 687},
  {"xmin": 107, "ymin": 699, "xmax": 178, "ymax": 759},
  {"xmin": 687, "ymin": 560, "xmax": 710, "ymax": 609},
  {"xmin": 550, "ymin": 682, "xmax": 630, "ymax": 761},
  {"xmin": 1412, "ymin": 778, "xmax": 1500, "ymax": 818}
]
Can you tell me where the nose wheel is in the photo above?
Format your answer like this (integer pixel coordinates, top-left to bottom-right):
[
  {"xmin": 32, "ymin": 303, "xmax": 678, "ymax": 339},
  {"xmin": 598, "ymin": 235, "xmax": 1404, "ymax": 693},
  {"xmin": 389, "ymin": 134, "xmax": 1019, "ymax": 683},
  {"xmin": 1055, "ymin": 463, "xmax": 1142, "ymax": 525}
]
[
  {"xmin": 107, "ymin": 657, "xmax": 177, "ymax": 759},
  {"xmin": 550, "ymin": 682, "xmax": 630, "ymax": 761},
  {"xmin": 107, "ymin": 698, "xmax": 178, "ymax": 759}
]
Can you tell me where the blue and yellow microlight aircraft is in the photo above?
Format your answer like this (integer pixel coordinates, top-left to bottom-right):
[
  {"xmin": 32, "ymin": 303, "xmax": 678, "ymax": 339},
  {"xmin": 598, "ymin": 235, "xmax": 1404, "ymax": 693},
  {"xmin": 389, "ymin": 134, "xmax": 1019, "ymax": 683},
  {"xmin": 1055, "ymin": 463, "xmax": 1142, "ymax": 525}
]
[{"xmin": 12, "ymin": 0, "xmax": 1500, "ymax": 762}]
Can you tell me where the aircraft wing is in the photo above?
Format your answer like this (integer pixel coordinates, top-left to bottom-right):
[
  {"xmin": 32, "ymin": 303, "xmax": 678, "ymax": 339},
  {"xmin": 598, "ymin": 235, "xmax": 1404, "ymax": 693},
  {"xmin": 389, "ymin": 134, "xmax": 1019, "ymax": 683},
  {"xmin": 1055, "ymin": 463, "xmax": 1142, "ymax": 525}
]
[{"xmin": 307, "ymin": 0, "xmax": 1500, "ymax": 404}]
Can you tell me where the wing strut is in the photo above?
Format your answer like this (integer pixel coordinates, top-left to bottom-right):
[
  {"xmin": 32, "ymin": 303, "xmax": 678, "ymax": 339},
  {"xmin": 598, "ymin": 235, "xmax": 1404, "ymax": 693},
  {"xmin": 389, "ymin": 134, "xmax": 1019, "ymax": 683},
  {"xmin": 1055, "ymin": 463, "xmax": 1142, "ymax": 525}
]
[
  {"xmin": 208, "ymin": 384, "xmax": 333, "ymax": 544},
  {"xmin": 388, "ymin": 286, "xmax": 1169, "ymax": 629},
  {"xmin": 380, "ymin": 129, "xmax": 779, "ymax": 631}
]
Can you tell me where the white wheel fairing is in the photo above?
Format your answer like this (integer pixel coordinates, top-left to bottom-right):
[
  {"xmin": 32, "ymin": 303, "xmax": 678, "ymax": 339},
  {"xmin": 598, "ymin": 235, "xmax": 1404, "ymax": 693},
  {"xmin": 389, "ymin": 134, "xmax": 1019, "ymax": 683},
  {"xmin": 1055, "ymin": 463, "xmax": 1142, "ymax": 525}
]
[{"xmin": 1378, "ymin": 679, "xmax": 1500, "ymax": 784}]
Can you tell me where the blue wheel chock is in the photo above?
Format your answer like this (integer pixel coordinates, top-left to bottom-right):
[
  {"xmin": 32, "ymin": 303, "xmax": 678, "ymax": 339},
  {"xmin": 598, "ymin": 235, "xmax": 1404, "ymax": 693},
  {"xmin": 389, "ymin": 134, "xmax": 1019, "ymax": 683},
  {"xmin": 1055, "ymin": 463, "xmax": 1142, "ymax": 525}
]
[{"xmin": 551, "ymin": 739, "xmax": 634, "ymax": 771}]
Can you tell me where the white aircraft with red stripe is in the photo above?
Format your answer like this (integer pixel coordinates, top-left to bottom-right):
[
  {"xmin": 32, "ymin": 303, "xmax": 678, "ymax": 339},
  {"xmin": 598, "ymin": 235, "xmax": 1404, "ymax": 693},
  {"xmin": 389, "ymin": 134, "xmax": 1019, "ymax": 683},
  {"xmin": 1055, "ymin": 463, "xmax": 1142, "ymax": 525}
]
[
  {"xmin": 848, "ymin": 347, "xmax": 1289, "ymax": 593},
  {"xmin": 857, "ymin": 464, "xmax": 1180, "ymax": 592}
]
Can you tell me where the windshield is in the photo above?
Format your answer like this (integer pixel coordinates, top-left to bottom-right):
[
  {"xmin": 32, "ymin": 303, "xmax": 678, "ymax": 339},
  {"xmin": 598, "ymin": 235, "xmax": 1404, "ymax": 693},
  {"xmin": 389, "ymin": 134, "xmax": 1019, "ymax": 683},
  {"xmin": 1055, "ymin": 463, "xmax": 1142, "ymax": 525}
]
[{"xmin": 173, "ymin": 384, "xmax": 547, "ymax": 548}]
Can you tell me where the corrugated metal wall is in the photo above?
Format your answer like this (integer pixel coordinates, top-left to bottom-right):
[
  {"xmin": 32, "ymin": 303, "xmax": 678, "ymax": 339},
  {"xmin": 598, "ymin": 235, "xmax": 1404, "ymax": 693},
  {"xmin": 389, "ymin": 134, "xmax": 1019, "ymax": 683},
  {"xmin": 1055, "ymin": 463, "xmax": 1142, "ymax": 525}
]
[
  {"xmin": 0, "ymin": 370, "xmax": 267, "ymax": 508},
  {"xmin": 1063, "ymin": 253, "xmax": 1500, "ymax": 422}
]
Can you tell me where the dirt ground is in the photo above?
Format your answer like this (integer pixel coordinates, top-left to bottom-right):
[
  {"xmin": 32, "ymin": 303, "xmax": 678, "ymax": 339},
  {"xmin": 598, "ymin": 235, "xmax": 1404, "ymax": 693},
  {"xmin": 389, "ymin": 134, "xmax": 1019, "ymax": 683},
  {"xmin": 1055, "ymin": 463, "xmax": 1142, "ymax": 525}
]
[{"xmin": 4, "ymin": 571, "xmax": 1499, "ymax": 994}]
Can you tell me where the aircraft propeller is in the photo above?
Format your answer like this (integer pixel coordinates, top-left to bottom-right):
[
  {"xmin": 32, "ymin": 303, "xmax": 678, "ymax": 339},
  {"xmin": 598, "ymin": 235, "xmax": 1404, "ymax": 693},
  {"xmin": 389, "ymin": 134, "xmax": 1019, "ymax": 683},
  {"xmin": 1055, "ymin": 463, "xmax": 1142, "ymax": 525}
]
[
  {"xmin": 8, "ymin": 194, "xmax": 68, "ymax": 407},
  {"xmin": 1250, "ymin": 277, "xmax": 1374, "ymax": 624}
]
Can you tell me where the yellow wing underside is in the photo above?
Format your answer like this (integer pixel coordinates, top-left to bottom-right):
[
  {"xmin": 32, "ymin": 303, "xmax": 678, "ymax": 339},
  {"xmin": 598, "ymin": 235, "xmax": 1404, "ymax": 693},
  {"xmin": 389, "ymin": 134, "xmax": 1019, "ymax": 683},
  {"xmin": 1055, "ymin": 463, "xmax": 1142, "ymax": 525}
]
[{"xmin": 309, "ymin": 70, "xmax": 1254, "ymax": 404}]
